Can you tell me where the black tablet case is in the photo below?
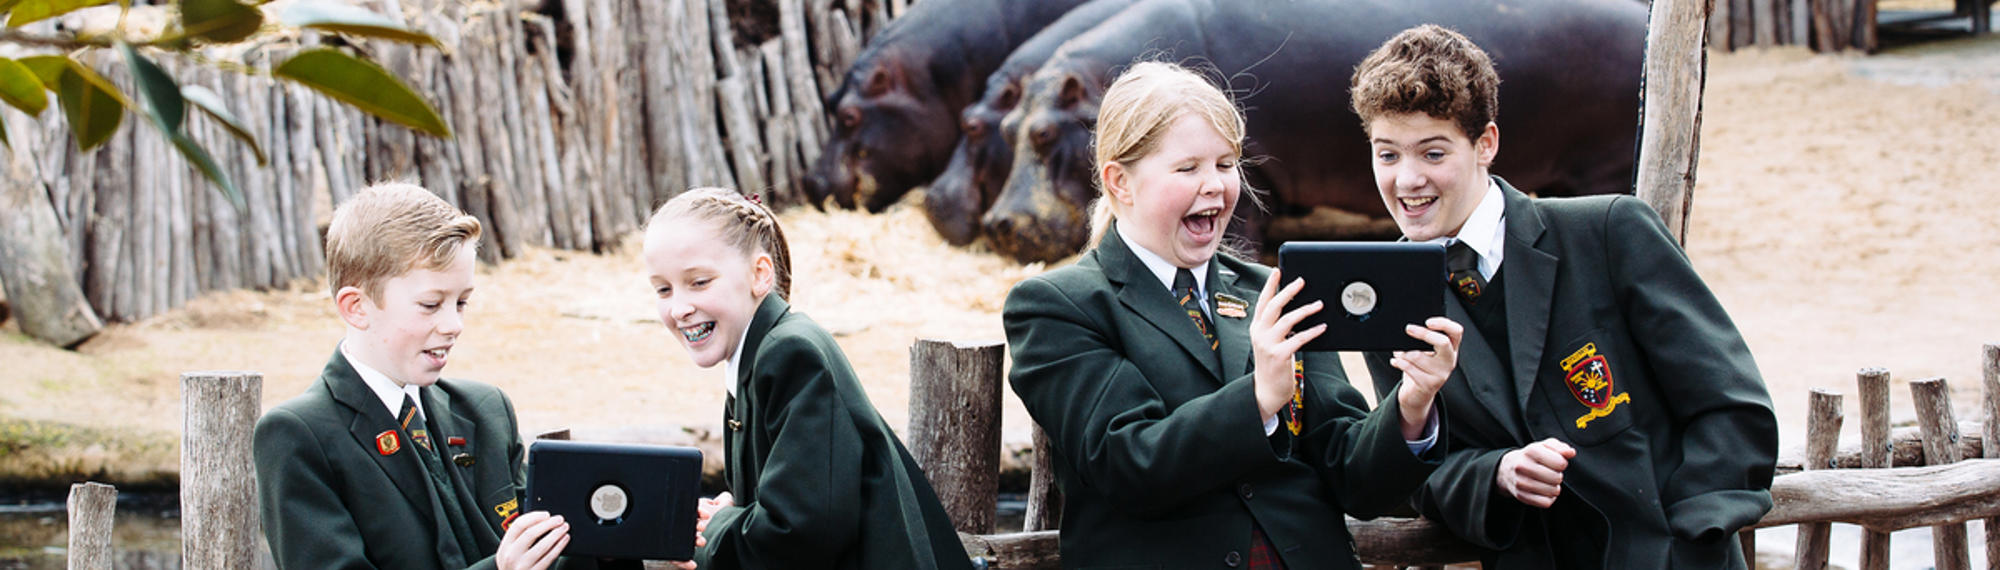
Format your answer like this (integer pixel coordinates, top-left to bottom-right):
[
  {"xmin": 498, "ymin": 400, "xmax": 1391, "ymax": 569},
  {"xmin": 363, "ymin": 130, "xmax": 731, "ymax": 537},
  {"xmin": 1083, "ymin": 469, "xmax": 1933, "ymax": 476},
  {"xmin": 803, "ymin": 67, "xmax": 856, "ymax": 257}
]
[
  {"xmin": 1278, "ymin": 241, "xmax": 1446, "ymax": 352},
  {"xmin": 523, "ymin": 440, "xmax": 703, "ymax": 561}
]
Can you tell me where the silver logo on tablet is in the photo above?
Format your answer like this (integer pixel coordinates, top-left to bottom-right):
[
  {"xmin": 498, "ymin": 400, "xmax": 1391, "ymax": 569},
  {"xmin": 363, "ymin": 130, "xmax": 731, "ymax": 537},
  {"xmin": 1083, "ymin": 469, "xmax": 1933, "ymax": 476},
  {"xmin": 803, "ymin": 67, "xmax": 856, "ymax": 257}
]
[
  {"xmin": 590, "ymin": 484, "xmax": 629, "ymax": 521},
  {"xmin": 1340, "ymin": 281, "xmax": 1377, "ymax": 317}
]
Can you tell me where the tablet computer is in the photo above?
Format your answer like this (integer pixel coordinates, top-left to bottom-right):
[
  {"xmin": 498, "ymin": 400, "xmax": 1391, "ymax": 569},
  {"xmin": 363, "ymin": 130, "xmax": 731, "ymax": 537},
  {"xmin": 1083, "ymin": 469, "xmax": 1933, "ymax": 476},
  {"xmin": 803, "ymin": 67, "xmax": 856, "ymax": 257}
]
[
  {"xmin": 523, "ymin": 440, "xmax": 703, "ymax": 561},
  {"xmin": 1277, "ymin": 241, "xmax": 1446, "ymax": 352}
]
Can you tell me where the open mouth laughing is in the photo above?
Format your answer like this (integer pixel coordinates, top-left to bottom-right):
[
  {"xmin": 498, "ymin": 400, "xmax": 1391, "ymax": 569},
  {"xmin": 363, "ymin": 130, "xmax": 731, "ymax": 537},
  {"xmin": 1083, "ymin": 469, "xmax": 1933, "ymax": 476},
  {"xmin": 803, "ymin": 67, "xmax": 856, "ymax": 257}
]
[
  {"xmin": 681, "ymin": 322, "xmax": 716, "ymax": 343},
  {"xmin": 1183, "ymin": 207, "xmax": 1222, "ymax": 239}
]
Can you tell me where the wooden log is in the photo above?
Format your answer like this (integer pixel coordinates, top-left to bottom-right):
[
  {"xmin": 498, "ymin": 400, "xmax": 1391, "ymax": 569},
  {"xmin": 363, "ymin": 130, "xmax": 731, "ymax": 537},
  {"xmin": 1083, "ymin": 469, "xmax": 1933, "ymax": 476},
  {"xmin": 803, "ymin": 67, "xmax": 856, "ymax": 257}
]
[
  {"xmin": 1634, "ymin": 0, "xmax": 1712, "ymax": 244},
  {"xmin": 1795, "ymin": 388, "xmax": 1842, "ymax": 569},
  {"xmin": 1857, "ymin": 367, "xmax": 1892, "ymax": 570},
  {"xmin": 1812, "ymin": 0, "xmax": 1836, "ymax": 51},
  {"xmin": 520, "ymin": 14, "xmax": 576, "ymax": 250},
  {"xmin": 907, "ymin": 339, "xmax": 1004, "ymax": 534},
  {"xmin": 716, "ymin": 76, "xmax": 770, "ymax": 196},
  {"xmin": 590, "ymin": 0, "xmax": 636, "ymax": 243},
  {"xmin": 616, "ymin": 0, "xmax": 653, "ymax": 227},
  {"xmin": 761, "ymin": 40, "xmax": 801, "ymax": 205},
  {"xmin": 0, "ymin": 150, "xmax": 104, "ymax": 347},
  {"xmin": 535, "ymin": 428, "xmax": 572, "ymax": 441},
  {"xmin": 1738, "ymin": 531, "xmax": 1755, "ymax": 569},
  {"xmin": 1792, "ymin": 0, "xmax": 1811, "ymax": 44},
  {"xmin": 67, "ymin": 481, "xmax": 116, "ymax": 570},
  {"xmin": 181, "ymin": 371, "xmax": 263, "ymax": 568},
  {"xmin": 777, "ymin": 0, "xmax": 828, "ymax": 167},
  {"xmin": 497, "ymin": 3, "xmax": 553, "ymax": 250},
  {"xmin": 676, "ymin": 0, "xmax": 735, "ymax": 191},
  {"xmin": 1832, "ymin": 0, "xmax": 1855, "ymax": 51},
  {"xmin": 1732, "ymin": 0, "xmax": 1755, "ymax": 50},
  {"xmin": 1778, "ymin": 422, "xmax": 1986, "ymax": 473},
  {"xmin": 634, "ymin": 2, "xmax": 688, "ymax": 213},
  {"xmin": 1754, "ymin": 0, "xmax": 1778, "ymax": 45},
  {"xmin": 1909, "ymin": 377, "xmax": 1969, "ymax": 570},
  {"xmin": 1857, "ymin": 0, "xmax": 1878, "ymax": 52},
  {"xmin": 528, "ymin": 12, "xmax": 594, "ymax": 249},
  {"xmin": 1712, "ymin": 0, "xmax": 1734, "ymax": 50},
  {"xmin": 825, "ymin": 8, "xmax": 863, "ymax": 96},
  {"xmin": 1022, "ymin": 422, "xmax": 1061, "ymax": 532},
  {"xmin": 1754, "ymin": 459, "xmax": 2000, "ymax": 532},
  {"xmin": 959, "ymin": 530, "xmax": 1060, "ymax": 570},
  {"xmin": 1985, "ymin": 345, "xmax": 1999, "ymax": 568}
]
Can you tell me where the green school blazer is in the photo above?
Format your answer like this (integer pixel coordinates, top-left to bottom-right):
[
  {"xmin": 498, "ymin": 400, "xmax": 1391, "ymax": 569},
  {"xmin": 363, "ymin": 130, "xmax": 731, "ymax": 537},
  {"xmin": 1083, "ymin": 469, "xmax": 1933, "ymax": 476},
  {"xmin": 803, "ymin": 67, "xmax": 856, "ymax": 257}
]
[
  {"xmin": 1003, "ymin": 227, "xmax": 1444, "ymax": 569},
  {"xmin": 697, "ymin": 295, "xmax": 973, "ymax": 570},
  {"xmin": 1366, "ymin": 177, "xmax": 1778, "ymax": 569},
  {"xmin": 253, "ymin": 350, "xmax": 631, "ymax": 570}
]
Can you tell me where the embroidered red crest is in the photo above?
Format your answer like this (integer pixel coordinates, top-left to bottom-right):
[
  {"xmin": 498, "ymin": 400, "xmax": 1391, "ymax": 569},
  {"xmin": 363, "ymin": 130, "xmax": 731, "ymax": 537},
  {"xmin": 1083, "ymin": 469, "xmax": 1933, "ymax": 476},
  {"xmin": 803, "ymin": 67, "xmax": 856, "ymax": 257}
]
[
  {"xmin": 375, "ymin": 430, "xmax": 401, "ymax": 455},
  {"xmin": 1565, "ymin": 355, "xmax": 1614, "ymax": 408},
  {"xmin": 1560, "ymin": 342, "xmax": 1632, "ymax": 429}
]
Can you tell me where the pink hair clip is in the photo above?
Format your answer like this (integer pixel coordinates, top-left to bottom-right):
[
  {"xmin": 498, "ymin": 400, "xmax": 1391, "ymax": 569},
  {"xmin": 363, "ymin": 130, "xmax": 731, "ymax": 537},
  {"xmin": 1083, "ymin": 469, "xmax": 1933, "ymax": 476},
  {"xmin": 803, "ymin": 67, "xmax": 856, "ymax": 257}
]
[{"xmin": 747, "ymin": 193, "xmax": 763, "ymax": 205}]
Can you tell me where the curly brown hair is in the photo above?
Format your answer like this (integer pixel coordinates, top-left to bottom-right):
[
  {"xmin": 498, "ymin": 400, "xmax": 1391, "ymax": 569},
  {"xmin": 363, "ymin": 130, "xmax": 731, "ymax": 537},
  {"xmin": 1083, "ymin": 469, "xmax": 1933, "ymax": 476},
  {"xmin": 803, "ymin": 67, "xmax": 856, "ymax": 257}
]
[{"xmin": 1349, "ymin": 24, "xmax": 1500, "ymax": 142}]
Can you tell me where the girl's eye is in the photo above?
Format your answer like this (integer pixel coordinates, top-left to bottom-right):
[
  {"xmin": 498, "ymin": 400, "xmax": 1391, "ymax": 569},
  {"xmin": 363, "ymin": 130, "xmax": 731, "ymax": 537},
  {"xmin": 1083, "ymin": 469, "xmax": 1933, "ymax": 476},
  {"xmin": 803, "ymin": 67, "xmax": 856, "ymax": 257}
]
[
  {"xmin": 655, "ymin": 286, "xmax": 672, "ymax": 297},
  {"xmin": 1425, "ymin": 150, "xmax": 1446, "ymax": 161},
  {"xmin": 1376, "ymin": 151, "xmax": 1398, "ymax": 163},
  {"xmin": 1176, "ymin": 164, "xmax": 1198, "ymax": 173},
  {"xmin": 419, "ymin": 302, "xmax": 440, "ymax": 311},
  {"xmin": 1217, "ymin": 160, "xmax": 1235, "ymax": 170},
  {"xmin": 455, "ymin": 300, "xmax": 469, "ymax": 311},
  {"xmin": 691, "ymin": 278, "xmax": 712, "ymax": 289}
]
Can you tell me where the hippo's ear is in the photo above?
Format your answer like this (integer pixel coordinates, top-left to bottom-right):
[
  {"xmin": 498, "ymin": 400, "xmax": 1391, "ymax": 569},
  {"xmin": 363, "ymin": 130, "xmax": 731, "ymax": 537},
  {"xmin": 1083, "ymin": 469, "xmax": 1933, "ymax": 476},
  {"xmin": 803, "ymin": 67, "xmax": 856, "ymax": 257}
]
[
  {"xmin": 863, "ymin": 61, "xmax": 906, "ymax": 98},
  {"xmin": 1057, "ymin": 74, "xmax": 1086, "ymax": 110}
]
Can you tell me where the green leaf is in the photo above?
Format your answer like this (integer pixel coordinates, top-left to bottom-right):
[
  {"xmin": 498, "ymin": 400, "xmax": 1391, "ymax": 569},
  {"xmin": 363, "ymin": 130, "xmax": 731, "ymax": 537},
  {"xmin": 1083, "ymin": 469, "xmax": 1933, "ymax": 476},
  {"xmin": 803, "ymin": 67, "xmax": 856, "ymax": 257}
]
[
  {"xmin": 18, "ymin": 55, "xmax": 70, "ymax": 88},
  {"xmin": 5, "ymin": 0, "xmax": 114, "ymax": 27},
  {"xmin": 278, "ymin": 2, "xmax": 440, "ymax": 48},
  {"xmin": 179, "ymin": 0, "xmax": 262, "ymax": 44},
  {"xmin": 274, "ymin": 48, "xmax": 450, "ymax": 138},
  {"xmin": 169, "ymin": 129, "xmax": 243, "ymax": 211},
  {"xmin": 180, "ymin": 85, "xmax": 265, "ymax": 165},
  {"xmin": 0, "ymin": 57, "xmax": 49, "ymax": 116},
  {"xmin": 52, "ymin": 62, "xmax": 125, "ymax": 151},
  {"xmin": 119, "ymin": 43, "xmax": 183, "ymax": 132}
]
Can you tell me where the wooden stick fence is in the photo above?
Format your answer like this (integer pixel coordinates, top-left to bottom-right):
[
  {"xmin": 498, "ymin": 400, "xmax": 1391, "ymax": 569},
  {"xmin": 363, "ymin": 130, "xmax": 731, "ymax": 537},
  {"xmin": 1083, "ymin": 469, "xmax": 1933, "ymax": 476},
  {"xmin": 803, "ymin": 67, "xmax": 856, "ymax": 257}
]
[
  {"xmin": 0, "ymin": 0, "xmax": 882, "ymax": 328},
  {"xmin": 53, "ymin": 341, "xmax": 2000, "ymax": 568},
  {"xmin": 1709, "ymin": 0, "xmax": 1882, "ymax": 52}
]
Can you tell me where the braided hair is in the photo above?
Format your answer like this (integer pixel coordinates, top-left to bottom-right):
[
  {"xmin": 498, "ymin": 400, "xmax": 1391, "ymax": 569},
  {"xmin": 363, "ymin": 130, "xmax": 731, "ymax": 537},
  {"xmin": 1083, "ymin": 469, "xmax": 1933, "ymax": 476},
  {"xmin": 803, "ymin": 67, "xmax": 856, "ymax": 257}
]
[{"xmin": 647, "ymin": 187, "xmax": 794, "ymax": 299}]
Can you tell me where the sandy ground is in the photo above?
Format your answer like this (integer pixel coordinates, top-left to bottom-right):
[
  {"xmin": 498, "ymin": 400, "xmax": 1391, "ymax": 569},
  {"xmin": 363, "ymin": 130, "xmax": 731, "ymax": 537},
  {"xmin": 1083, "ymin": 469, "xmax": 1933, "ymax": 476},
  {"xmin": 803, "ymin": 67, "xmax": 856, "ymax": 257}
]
[{"xmin": 3, "ymin": 35, "xmax": 1999, "ymax": 505}]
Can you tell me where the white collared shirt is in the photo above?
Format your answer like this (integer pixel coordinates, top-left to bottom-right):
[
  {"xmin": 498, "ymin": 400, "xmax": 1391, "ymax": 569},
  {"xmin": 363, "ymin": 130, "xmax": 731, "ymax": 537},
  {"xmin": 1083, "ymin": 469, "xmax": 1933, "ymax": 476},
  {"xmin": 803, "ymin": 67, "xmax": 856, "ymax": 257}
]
[
  {"xmin": 1427, "ymin": 178, "xmax": 1507, "ymax": 279},
  {"xmin": 723, "ymin": 325, "xmax": 750, "ymax": 396},
  {"xmin": 1117, "ymin": 223, "xmax": 1210, "ymax": 313},
  {"xmin": 341, "ymin": 342, "xmax": 426, "ymax": 421}
]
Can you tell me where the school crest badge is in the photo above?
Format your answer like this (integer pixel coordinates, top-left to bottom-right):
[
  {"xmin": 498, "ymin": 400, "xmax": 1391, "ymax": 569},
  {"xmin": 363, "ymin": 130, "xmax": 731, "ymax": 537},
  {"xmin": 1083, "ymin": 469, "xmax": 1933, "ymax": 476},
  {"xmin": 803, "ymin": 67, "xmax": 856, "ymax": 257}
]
[
  {"xmin": 1560, "ymin": 342, "xmax": 1631, "ymax": 429},
  {"xmin": 375, "ymin": 430, "xmax": 401, "ymax": 456}
]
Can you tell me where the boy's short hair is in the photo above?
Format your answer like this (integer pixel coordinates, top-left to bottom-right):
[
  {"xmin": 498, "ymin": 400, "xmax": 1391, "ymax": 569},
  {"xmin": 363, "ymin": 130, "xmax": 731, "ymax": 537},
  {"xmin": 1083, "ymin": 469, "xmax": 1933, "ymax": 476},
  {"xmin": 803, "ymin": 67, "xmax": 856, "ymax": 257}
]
[
  {"xmin": 1349, "ymin": 24, "xmax": 1500, "ymax": 141},
  {"xmin": 325, "ymin": 182, "xmax": 482, "ymax": 302}
]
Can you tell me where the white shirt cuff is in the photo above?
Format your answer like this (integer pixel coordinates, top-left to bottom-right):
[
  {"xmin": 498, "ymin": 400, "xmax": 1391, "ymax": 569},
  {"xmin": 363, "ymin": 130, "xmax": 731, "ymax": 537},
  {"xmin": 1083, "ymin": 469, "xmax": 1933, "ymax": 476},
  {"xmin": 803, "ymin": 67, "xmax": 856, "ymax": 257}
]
[
  {"xmin": 1406, "ymin": 405, "xmax": 1440, "ymax": 456},
  {"xmin": 1263, "ymin": 414, "xmax": 1281, "ymax": 436}
]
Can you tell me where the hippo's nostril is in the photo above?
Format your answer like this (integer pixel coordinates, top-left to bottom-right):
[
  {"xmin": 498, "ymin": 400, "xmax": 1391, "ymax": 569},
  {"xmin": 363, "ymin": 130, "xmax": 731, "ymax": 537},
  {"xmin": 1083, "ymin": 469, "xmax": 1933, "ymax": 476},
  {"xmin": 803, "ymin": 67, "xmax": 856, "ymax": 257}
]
[
  {"xmin": 988, "ymin": 216, "xmax": 1015, "ymax": 237},
  {"xmin": 963, "ymin": 118, "xmax": 986, "ymax": 140}
]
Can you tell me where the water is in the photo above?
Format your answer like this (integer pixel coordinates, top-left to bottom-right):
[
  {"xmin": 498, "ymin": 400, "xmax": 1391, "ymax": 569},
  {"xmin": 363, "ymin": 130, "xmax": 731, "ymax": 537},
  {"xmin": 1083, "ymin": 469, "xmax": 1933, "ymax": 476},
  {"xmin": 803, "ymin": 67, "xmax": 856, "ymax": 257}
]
[{"xmin": 0, "ymin": 492, "xmax": 181, "ymax": 569}]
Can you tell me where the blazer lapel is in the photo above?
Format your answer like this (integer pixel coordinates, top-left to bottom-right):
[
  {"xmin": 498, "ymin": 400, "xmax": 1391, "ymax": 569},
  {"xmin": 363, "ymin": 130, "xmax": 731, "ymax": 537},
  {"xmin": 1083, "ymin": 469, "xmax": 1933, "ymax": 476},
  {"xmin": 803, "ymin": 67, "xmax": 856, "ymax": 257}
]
[
  {"xmin": 1496, "ymin": 178, "xmax": 1557, "ymax": 414},
  {"xmin": 325, "ymin": 351, "xmax": 439, "ymax": 528},
  {"xmin": 1099, "ymin": 229, "xmax": 1223, "ymax": 382},
  {"xmin": 1445, "ymin": 294, "xmax": 1529, "ymax": 442},
  {"xmin": 424, "ymin": 386, "xmax": 498, "ymax": 539},
  {"xmin": 1213, "ymin": 262, "xmax": 1253, "ymax": 381}
]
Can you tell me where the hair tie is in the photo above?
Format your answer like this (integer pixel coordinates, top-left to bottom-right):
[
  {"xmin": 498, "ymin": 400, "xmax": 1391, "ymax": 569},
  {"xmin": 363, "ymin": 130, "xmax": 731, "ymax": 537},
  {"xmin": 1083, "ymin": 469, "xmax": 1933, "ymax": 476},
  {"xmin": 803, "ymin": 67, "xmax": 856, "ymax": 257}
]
[{"xmin": 747, "ymin": 193, "xmax": 762, "ymax": 205}]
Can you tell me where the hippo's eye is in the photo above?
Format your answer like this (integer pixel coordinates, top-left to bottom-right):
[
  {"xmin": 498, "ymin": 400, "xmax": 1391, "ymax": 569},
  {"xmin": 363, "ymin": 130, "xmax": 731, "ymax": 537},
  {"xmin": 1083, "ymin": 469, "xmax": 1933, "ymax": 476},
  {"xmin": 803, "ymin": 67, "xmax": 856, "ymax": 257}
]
[
  {"xmin": 838, "ymin": 106, "xmax": 861, "ymax": 130},
  {"xmin": 963, "ymin": 118, "xmax": 986, "ymax": 139}
]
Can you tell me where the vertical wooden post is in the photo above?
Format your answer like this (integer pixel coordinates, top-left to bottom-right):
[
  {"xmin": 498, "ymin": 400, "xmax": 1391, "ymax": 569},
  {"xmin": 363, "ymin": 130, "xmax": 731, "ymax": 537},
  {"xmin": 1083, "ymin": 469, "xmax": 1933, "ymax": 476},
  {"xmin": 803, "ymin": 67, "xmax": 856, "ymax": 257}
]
[
  {"xmin": 182, "ymin": 371, "xmax": 263, "ymax": 569},
  {"xmin": 1983, "ymin": 345, "xmax": 1999, "ymax": 568},
  {"xmin": 1908, "ymin": 377, "xmax": 1969, "ymax": 570},
  {"xmin": 1857, "ymin": 367, "xmax": 1892, "ymax": 570},
  {"xmin": 1635, "ymin": 0, "xmax": 1712, "ymax": 244},
  {"xmin": 67, "ymin": 481, "xmax": 116, "ymax": 570},
  {"xmin": 1738, "ymin": 531, "xmax": 1755, "ymax": 567},
  {"xmin": 908, "ymin": 339, "xmax": 1005, "ymax": 534},
  {"xmin": 1022, "ymin": 422, "xmax": 1063, "ymax": 532},
  {"xmin": 1795, "ymin": 388, "xmax": 1842, "ymax": 569}
]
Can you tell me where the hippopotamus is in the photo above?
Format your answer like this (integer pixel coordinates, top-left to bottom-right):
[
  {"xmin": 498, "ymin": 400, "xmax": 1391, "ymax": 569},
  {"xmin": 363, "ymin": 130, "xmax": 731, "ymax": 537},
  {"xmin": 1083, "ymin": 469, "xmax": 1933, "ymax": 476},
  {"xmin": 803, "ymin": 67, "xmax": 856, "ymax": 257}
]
[
  {"xmin": 922, "ymin": 0, "xmax": 1141, "ymax": 246},
  {"xmin": 804, "ymin": 0, "xmax": 1091, "ymax": 212},
  {"xmin": 981, "ymin": 0, "xmax": 1649, "ymax": 264}
]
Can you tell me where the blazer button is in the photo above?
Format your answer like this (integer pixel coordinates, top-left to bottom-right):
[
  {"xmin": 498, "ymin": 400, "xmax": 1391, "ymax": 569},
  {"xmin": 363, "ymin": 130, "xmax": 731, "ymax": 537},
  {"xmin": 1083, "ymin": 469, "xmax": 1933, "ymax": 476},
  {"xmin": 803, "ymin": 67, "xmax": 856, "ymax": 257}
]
[
  {"xmin": 1224, "ymin": 550, "xmax": 1242, "ymax": 567},
  {"xmin": 1238, "ymin": 483, "xmax": 1253, "ymax": 500}
]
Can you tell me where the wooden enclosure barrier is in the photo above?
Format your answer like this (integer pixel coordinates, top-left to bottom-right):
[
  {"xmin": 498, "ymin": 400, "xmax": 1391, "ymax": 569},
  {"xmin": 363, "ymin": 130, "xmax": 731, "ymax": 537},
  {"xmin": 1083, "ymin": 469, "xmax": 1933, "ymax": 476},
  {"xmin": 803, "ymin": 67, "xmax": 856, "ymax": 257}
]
[
  {"xmin": 1795, "ymin": 388, "xmax": 1842, "ymax": 568},
  {"xmin": 66, "ymin": 481, "xmax": 116, "ymax": 570},
  {"xmin": 1986, "ymin": 344, "xmax": 2000, "ymax": 567},
  {"xmin": 907, "ymin": 339, "xmax": 1006, "ymax": 534},
  {"xmin": 1912, "ymin": 377, "xmax": 1970, "ymax": 570},
  {"xmin": 180, "ymin": 372, "xmax": 262, "ymax": 569},
  {"xmin": 1710, "ymin": 0, "xmax": 1882, "ymax": 52}
]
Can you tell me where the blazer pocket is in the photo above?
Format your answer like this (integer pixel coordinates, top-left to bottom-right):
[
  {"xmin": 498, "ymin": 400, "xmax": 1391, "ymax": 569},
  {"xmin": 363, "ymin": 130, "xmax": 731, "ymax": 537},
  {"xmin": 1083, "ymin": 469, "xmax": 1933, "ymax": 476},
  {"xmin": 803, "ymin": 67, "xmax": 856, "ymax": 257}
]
[{"xmin": 1544, "ymin": 330, "xmax": 1635, "ymax": 446}]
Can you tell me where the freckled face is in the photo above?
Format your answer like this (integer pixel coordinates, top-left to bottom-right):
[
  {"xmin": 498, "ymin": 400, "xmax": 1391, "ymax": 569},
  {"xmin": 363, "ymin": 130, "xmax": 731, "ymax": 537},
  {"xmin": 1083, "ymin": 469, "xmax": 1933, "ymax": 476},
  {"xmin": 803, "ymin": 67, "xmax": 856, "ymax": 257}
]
[
  {"xmin": 1368, "ymin": 112, "xmax": 1498, "ymax": 242},
  {"xmin": 345, "ymin": 246, "xmax": 477, "ymax": 387},
  {"xmin": 644, "ymin": 218, "xmax": 772, "ymax": 368}
]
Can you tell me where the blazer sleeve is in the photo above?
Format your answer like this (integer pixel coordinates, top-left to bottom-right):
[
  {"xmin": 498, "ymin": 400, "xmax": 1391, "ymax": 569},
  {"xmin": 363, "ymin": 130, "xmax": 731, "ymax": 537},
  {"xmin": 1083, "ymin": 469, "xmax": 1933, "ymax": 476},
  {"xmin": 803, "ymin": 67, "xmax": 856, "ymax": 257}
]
[
  {"xmin": 1603, "ymin": 196, "xmax": 1778, "ymax": 542},
  {"xmin": 254, "ymin": 408, "xmax": 380, "ymax": 570},
  {"xmin": 1298, "ymin": 351, "xmax": 1443, "ymax": 519},
  {"xmin": 697, "ymin": 332, "xmax": 865, "ymax": 567},
  {"xmin": 1364, "ymin": 352, "xmax": 1525, "ymax": 550},
  {"xmin": 1003, "ymin": 276, "xmax": 1292, "ymax": 517}
]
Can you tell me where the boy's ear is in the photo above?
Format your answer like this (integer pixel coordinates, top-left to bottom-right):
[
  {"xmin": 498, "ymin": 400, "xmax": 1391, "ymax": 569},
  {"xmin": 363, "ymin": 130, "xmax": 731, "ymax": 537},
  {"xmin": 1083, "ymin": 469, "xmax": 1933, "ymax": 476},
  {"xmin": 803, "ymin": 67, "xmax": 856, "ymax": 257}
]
[
  {"xmin": 1475, "ymin": 121, "xmax": 1500, "ymax": 167},
  {"xmin": 335, "ymin": 286, "xmax": 370, "ymax": 330},
  {"xmin": 750, "ymin": 253, "xmax": 776, "ymax": 299}
]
